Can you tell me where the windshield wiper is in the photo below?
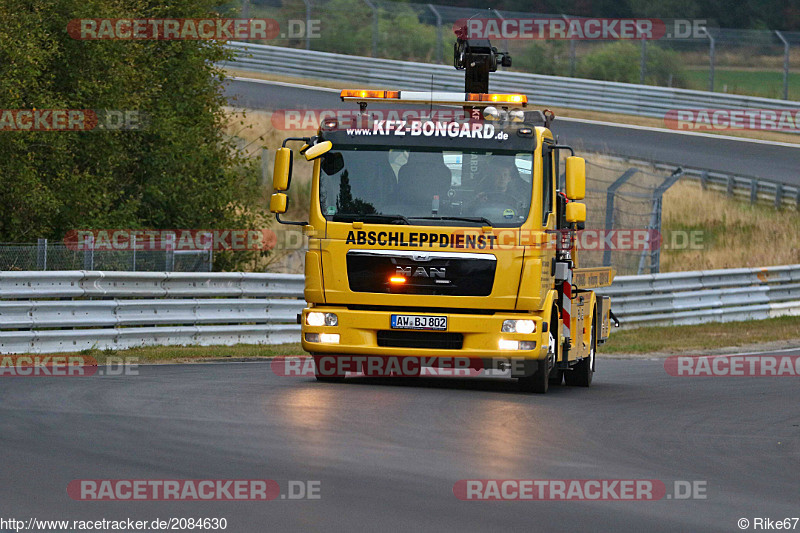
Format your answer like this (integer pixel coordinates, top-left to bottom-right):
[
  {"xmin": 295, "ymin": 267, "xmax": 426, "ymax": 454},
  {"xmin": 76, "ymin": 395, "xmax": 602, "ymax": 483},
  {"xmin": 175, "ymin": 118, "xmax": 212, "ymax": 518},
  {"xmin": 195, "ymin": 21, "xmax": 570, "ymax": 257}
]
[
  {"xmin": 332, "ymin": 213, "xmax": 410, "ymax": 225},
  {"xmin": 410, "ymin": 216, "xmax": 493, "ymax": 226}
]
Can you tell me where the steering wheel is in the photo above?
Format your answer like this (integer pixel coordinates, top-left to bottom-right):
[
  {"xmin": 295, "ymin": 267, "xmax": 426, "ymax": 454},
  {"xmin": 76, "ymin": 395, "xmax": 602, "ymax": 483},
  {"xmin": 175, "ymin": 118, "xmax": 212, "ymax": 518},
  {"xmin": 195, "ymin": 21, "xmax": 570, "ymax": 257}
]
[
  {"xmin": 468, "ymin": 191, "xmax": 519, "ymax": 212},
  {"xmin": 480, "ymin": 191, "xmax": 519, "ymax": 205}
]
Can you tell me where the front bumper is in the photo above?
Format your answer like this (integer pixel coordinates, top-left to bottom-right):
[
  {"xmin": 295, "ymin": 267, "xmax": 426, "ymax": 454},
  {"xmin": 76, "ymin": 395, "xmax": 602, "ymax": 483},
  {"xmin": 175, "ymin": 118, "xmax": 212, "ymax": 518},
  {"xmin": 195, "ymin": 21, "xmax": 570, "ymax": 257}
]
[{"xmin": 300, "ymin": 307, "xmax": 548, "ymax": 360}]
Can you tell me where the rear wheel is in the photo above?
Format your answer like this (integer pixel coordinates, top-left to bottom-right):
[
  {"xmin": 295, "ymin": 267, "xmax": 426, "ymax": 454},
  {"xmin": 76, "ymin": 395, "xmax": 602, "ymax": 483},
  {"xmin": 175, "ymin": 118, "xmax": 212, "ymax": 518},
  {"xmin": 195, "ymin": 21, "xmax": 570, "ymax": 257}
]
[{"xmin": 564, "ymin": 311, "xmax": 595, "ymax": 387}]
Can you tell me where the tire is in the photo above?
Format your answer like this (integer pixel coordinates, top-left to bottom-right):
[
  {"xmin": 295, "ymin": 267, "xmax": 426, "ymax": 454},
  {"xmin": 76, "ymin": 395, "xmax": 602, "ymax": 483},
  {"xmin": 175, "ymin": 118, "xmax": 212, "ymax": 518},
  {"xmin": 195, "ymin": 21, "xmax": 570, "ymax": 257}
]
[
  {"xmin": 564, "ymin": 311, "xmax": 595, "ymax": 387},
  {"xmin": 313, "ymin": 354, "xmax": 345, "ymax": 383},
  {"xmin": 518, "ymin": 313, "xmax": 558, "ymax": 393}
]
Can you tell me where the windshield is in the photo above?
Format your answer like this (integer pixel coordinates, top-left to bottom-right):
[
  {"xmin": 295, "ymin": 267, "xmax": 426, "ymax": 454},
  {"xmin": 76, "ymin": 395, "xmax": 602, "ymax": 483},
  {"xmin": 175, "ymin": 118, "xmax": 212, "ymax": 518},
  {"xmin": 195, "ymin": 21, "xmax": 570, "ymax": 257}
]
[{"xmin": 319, "ymin": 147, "xmax": 533, "ymax": 227}]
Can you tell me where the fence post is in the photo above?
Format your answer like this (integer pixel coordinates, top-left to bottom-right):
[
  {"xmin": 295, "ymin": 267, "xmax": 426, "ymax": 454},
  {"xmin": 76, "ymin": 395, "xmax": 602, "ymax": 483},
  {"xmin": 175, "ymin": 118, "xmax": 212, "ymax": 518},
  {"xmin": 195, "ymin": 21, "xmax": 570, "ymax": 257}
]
[
  {"xmin": 562, "ymin": 14, "xmax": 576, "ymax": 76},
  {"xmin": 363, "ymin": 0, "xmax": 378, "ymax": 57},
  {"xmin": 83, "ymin": 234, "xmax": 94, "ymax": 270},
  {"xmin": 603, "ymin": 168, "xmax": 638, "ymax": 267},
  {"xmin": 640, "ymin": 36, "xmax": 647, "ymax": 84},
  {"xmin": 726, "ymin": 175, "xmax": 734, "ymax": 196},
  {"xmin": 700, "ymin": 170, "xmax": 708, "ymax": 190},
  {"xmin": 427, "ymin": 4, "xmax": 443, "ymax": 64},
  {"xmin": 164, "ymin": 232, "xmax": 175, "ymax": 272},
  {"xmin": 638, "ymin": 168, "xmax": 683, "ymax": 275},
  {"xmin": 775, "ymin": 31, "xmax": 790, "ymax": 101},
  {"xmin": 775, "ymin": 183, "xmax": 784, "ymax": 209},
  {"xmin": 705, "ymin": 29, "xmax": 716, "ymax": 92},
  {"xmin": 131, "ymin": 234, "xmax": 137, "ymax": 271},
  {"xmin": 261, "ymin": 148, "xmax": 271, "ymax": 187},
  {"xmin": 750, "ymin": 178, "xmax": 758, "ymax": 204},
  {"xmin": 37, "ymin": 238, "xmax": 47, "ymax": 270},
  {"xmin": 302, "ymin": 0, "xmax": 312, "ymax": 50}
]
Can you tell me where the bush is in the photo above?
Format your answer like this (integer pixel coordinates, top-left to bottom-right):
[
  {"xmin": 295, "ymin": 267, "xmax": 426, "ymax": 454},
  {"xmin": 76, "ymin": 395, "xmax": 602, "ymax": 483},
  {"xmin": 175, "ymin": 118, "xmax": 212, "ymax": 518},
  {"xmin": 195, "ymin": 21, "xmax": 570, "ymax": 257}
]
[
  {"xmin": 576, "ymin": 41, "xmax": 687, "ymax": 87},
  {"xmin": 512, "ymin": 42, "xmax": 570, "ymax": 76}
]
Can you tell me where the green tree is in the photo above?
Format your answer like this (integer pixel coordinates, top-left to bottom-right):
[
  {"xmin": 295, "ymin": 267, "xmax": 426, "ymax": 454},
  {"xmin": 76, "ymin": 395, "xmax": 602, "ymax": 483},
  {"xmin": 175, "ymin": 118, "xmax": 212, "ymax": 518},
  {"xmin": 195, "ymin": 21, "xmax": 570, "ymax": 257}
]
[{"xmin": 0, "ymin": 0, "xmax": 263, "ymax": 269}]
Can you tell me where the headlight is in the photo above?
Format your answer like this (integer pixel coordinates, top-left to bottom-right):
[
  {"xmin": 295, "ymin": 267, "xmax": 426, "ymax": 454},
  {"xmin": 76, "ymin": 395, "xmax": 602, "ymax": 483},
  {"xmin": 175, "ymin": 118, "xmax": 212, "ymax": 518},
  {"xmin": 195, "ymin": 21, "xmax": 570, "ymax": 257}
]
[
  {"xmin": 306, "ymin": 312, "xmax": 325, "ymax": 326},
  {"xmin": 306, "ymin": 312, "xmax": 338, "ymax": 327},
  {"xmin": 501, "ymin": 319, "xmax": 536, "ymax": 334}
]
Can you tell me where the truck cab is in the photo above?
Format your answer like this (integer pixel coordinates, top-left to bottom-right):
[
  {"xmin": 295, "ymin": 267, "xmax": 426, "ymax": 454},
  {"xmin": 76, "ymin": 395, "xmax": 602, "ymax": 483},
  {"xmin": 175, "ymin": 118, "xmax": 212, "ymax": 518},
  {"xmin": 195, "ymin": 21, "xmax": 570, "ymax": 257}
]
[{"xmin": 271, "ymin": 89, "xmax": 614, "ymax": 393}]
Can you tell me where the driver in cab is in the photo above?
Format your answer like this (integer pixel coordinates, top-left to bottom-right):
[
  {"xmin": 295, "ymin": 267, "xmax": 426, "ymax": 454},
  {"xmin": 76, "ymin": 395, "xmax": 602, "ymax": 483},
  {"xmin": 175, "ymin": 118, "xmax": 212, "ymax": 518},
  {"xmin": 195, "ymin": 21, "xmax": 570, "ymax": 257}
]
[{"xmin": 472, "ymin": 161, "xmax": 529, "ymax": 211}]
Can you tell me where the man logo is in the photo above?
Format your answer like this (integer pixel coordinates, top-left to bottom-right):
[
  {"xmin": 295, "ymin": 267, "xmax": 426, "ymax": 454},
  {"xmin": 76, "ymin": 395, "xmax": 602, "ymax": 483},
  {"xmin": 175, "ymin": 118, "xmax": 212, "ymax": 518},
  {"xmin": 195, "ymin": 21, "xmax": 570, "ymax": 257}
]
[{"xmin": 396, "ymin": 266, "xmax": 446, "ymax": 278}]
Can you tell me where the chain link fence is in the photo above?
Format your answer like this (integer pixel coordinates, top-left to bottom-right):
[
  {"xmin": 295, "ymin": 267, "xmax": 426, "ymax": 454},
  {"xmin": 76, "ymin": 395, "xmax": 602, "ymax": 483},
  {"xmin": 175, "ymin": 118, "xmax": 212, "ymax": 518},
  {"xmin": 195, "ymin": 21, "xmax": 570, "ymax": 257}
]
[
  {"xmin": 0, "ymin": 240, "xmax": 213, "ymax": 272},
  {"xmin": 232, "ymin": 0, "xmax": 800, "ymax": 100},
  {"xmin": 578, "ymin": 157, "xmax": 683, "ymax": 276}
]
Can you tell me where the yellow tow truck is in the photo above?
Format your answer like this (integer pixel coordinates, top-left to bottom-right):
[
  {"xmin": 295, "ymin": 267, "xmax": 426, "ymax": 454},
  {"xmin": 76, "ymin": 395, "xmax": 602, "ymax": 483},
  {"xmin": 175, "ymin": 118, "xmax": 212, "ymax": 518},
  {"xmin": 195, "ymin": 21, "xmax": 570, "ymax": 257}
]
[{"xmin": 270, "ymin": 36, "xmax": 615, "ymax": 393}]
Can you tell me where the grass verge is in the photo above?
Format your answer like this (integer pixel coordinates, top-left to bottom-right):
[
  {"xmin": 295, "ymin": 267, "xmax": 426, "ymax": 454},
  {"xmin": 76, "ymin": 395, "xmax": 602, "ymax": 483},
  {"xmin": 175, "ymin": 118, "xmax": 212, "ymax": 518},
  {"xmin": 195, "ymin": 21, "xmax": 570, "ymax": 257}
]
[
  {"xmin": 76, "ymin": 343, "xmax": 307, "ymax": 366},
  {"xmin": 602, "ymin": 316, "xmax": 800, "ymax": 355},
  {"xmin": 660, "ymin": 181, "xmax": 800, "ymax": 271},
  {"xmin": 684, "ymin": 68, "xmax": 800, "ymax": 101}
]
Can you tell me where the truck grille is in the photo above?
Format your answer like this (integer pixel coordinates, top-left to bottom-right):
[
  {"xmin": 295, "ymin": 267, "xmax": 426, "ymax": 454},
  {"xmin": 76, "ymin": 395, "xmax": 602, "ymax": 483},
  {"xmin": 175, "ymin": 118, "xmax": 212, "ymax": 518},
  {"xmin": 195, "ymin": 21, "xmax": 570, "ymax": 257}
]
[
  {"xmin": 347, "ymin": 249, "xmax": 496, "ymax": 296},
  {"xmin": 377, "ymin": 330, "xmax": 464, "ymax": 349}
]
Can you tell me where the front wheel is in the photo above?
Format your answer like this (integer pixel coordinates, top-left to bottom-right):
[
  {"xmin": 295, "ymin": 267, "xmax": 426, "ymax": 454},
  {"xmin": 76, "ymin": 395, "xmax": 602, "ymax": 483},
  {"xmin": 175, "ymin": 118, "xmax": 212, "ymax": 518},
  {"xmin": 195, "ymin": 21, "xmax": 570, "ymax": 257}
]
[{"xmin": 518, "ymin": 315, "xmax": 558, "ymax": 393}]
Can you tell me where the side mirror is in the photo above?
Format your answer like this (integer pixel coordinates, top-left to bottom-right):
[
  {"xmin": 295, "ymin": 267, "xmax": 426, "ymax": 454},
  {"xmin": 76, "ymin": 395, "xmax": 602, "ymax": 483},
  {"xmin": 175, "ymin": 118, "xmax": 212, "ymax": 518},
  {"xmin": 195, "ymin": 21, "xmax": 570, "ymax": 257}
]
[
  {"xmin": 273, "ymin": 147, "xmax": 292, "ymax": 191},
  {"xmin": 565, "ymin": 202, "xmax": 586, "ymax": 224},
  {"xmin": 304, "ymin": 141, "xmax": 333, "ymax": 161},
  {"xmin": 565, "ymin": 156, "xmax": 585, "ymax": 200},
  {"xmin": 270, "ymin": 193, "xmax": 288, "ymax": 214}
]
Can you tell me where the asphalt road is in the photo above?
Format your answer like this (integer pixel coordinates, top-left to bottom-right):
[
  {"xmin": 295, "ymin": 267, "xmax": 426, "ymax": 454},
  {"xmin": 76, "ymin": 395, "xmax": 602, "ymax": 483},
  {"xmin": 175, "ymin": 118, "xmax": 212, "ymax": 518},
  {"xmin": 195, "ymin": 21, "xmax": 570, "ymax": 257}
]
[
  {"xmin": 1, "ymin": 355, "xmax": 798, "ymax": 532},
  {"xmin": 225, "ymin": 78, "xmax": 800, "ymax": 187}
]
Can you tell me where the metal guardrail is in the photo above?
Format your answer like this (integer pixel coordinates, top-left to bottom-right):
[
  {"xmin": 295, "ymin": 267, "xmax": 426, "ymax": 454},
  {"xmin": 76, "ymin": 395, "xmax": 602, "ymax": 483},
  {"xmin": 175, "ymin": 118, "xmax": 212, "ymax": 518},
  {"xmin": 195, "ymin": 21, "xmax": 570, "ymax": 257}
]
[
  {"xmin": 2, "ymin": 266, "xmax": 799, "ymax": 353},
  {"xmin": 598, "ymin": 264, "xmax": 800, "ymax": 326},
  {"xmin": 0, "ymin": 271, "xmax": 305, "ymax": 354},
  {"xmin": 223, "ymin": 42, "xmax": 800, "ymax": 120},
  {"xmin": 603, "ymin": 155, "xmax": 800, "ymax": 209}
]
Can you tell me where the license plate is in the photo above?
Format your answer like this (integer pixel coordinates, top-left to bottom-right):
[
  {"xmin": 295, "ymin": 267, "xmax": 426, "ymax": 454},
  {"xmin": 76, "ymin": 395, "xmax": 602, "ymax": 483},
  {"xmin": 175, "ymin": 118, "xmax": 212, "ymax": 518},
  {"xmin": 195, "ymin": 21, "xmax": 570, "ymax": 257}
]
[{"xmin": 391, "ymin": 314, "xmax": 447, "ymax": 330}]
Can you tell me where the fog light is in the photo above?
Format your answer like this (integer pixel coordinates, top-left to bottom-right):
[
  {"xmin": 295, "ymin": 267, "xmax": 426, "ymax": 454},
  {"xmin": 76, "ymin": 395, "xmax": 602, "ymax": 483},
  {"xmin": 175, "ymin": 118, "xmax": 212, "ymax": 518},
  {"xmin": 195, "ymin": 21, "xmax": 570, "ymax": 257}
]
[
  {"xmin": 324, "ymin": 313, "xmax": 338, "ymax": 326},
  {"xmin": 305, "ymin": 333, "xmax": 340, "ymax": 344},
  {"xmin": 501, "ymin": 319, "xmax": 536, "ymax": 334},
  {"xmin": 319, "ymin": 333, "xmax": 340, "ymax": 344},
  {"xmin": 519, "ymin": 341, "xmax": 536, "ymax": 350},
  {"xmin": 499, "ymin": 339, "xmax": 519, "ymax": 350}
]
